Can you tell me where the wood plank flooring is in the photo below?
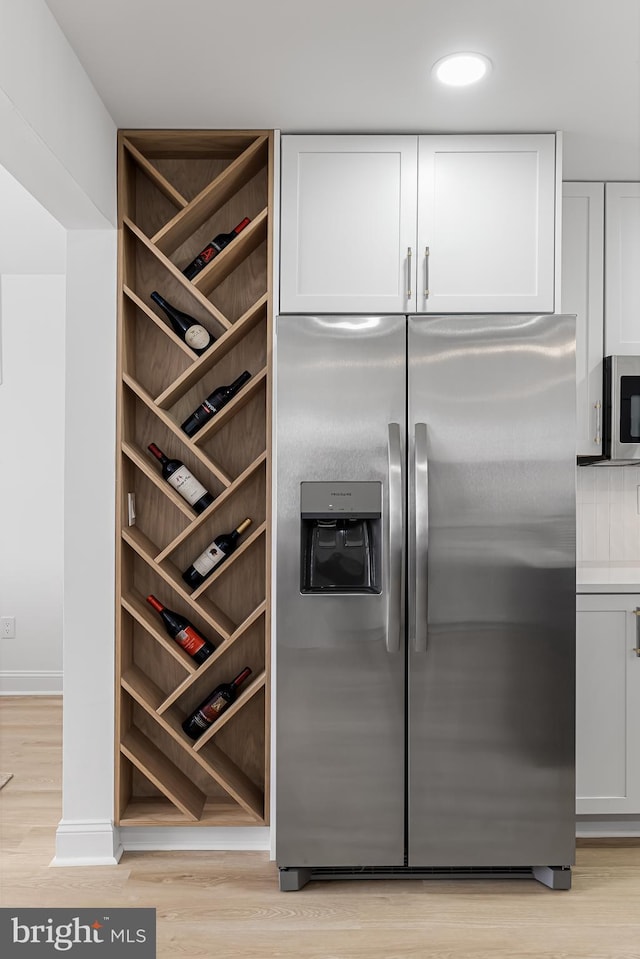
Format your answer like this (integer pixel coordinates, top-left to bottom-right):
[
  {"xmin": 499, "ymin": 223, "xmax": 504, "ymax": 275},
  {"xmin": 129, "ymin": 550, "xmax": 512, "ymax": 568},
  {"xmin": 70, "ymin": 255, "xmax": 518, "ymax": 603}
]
[{"xmin": 1, "ymin": 696, "xmax": 639, "ymax": 958}]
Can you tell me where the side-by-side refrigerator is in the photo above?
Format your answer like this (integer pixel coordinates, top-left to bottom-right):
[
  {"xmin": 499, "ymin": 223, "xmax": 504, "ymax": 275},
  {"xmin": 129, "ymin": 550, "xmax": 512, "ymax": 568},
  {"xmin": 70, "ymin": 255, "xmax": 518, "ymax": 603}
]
[{"xmin": 275, "ymin": 313, "xmax": 576, "ymax": 891}]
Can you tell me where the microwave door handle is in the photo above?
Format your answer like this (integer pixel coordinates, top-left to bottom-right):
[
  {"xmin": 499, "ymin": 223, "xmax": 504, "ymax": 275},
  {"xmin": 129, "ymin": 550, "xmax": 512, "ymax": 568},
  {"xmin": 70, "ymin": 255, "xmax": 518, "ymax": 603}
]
[
  {"xmin": 414, "ymin": 423, "xmax": 429, "ymax": 653},
  {"xmin": 386, "ymin": 423, "xmax": 403, "ymax": 653}
]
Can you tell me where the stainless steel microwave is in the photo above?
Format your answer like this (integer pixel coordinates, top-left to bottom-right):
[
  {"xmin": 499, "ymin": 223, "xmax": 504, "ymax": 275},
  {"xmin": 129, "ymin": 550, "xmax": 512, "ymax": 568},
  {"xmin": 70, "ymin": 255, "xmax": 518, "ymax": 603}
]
[{"xmin": 603, "ymin": 355, "xmax": 640, "ymax": 461}]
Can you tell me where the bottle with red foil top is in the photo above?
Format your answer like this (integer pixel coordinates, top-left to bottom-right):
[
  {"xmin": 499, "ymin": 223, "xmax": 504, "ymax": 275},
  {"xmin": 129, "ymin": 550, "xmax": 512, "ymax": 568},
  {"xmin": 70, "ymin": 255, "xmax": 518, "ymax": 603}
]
[
  {"xmin": 182, "ymin": 666, "xmax": 252, "ymax": 739},
  {"xmin": 146, "ymin": 595, "xmax": 215, "ymax": 665},
  {"xmin": 182, "ymin": 217, "xmax": 251, "ymax": 281},
  {"xmin": 180, "ymin": 371, "xmax": 251, "ymax": 439}
]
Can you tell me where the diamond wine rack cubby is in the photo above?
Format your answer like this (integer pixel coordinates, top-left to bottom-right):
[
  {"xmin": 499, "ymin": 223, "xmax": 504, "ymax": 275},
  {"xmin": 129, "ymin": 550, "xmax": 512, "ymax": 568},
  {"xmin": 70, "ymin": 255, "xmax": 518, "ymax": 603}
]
[{"xmin": 116, "ymin": 130, "xmax": 273, "ymax": 826}]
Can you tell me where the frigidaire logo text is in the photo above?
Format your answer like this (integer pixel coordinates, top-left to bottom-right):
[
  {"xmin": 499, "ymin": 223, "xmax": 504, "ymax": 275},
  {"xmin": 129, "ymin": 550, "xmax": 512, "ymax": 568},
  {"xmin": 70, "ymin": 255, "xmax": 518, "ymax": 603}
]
[
  {"xmin": 10, "ymin": 915, "xmax": 147, "ymax": 951},
  {"xmin": 330, "ymin": 491, "xmax": 351, "ymax": 496}
]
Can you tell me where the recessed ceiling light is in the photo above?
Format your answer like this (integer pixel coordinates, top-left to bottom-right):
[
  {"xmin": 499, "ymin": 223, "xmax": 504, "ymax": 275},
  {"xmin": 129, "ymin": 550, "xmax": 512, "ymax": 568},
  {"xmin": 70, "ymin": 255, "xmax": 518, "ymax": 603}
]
[{"xmin": 433, "ymin": 53, "xmax": 492, "ymax": 87}]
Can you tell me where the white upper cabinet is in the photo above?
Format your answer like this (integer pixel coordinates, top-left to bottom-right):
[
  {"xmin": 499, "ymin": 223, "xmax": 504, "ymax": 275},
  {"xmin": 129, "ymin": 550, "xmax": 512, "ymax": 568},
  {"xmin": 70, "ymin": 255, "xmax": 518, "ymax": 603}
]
[
  {"xmin": 562, "ymin": 183, "xmax": 605, "ymax": 456},
  {"xmin": 416, "ymin": 135, "xmax": 557, "ymax": 313},
  {"xmin": 605, "ymin": 182, "xmax": 640, "ymax": 355},
  {"xmin": 280, "ymin": 133, "xmax": 558, "ymax": 314},
  {"xmin": 280, "ymin": 135, "xmax": 417, "ymax": 314}
]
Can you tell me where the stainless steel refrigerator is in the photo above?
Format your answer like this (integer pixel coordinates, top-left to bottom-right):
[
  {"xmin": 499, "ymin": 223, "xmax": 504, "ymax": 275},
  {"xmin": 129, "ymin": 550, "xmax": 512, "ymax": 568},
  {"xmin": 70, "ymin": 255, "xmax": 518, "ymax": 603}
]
[{"xmin": 275, "ymin": 313, "xmax": 576, "ymax": 891}]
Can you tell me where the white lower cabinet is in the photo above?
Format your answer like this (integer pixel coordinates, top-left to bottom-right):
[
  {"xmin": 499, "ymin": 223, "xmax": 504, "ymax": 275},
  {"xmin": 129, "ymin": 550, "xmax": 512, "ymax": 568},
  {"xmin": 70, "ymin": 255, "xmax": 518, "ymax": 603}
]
[{"xmin": 576, "ymin": 593, "xmax": 640, "ymax": 814}]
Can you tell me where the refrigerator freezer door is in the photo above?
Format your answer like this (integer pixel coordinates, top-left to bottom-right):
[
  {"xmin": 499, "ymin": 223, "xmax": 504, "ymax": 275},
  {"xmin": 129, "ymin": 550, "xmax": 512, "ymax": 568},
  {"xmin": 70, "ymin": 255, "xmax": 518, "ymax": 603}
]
[
  {"xmin": 408, "ymin": 314, "xmax": 576, "ymax": 867},
  {"xmin": 276, "ymin": 315, "xmax": 407, "ymax": 867}
]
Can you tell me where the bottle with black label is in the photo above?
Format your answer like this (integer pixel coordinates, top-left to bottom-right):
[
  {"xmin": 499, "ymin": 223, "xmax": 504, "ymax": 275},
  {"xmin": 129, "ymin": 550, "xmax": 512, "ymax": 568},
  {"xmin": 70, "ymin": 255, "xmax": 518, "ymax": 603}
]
[
  {"xmin": 150, "ymin": 291, "xmax": 213, "ymax": 355},
  {"xmin": 180, "ymin": 371, "xmax": 251, "ymax": 438},
  {"xmin": 182, "ymin": 217, "xmax": 251, "ymax": 281},
  {"xmin": 182, "ymin": 666, "xmax": 252, "ymax": 739},
  {"xmin": 146, "ymin": 595, "xmax": 215, "ymax": 665},
  {"xmin": 182, "ymin": 518, "xmax": 252, "ymax": 589},
  {"xmin": 147, "ymin": 443, "xmax": 214, "ymax": 513}
]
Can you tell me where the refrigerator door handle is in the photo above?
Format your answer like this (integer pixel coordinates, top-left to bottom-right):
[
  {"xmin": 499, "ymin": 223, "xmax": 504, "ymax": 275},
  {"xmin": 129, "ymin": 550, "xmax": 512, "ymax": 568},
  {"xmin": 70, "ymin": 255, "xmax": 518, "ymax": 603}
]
[
  {"xmin": 414, "ymin": 422, "xmax": 429, "ymax": 653},
  {"xmin": 387, "ymin": 422, "xmax": 404, "ymax": 653}
]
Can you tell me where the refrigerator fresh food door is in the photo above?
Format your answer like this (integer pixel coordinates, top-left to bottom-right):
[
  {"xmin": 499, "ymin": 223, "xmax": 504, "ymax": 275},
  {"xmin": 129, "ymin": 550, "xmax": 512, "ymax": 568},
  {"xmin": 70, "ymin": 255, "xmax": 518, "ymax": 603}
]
[
  {"xmin": 408, "ymin": 314, "xmax": 576, "ymax": 868},
  {"xmin": 276, "ymin": 315, "xmax": 407, "ymax": 867}
]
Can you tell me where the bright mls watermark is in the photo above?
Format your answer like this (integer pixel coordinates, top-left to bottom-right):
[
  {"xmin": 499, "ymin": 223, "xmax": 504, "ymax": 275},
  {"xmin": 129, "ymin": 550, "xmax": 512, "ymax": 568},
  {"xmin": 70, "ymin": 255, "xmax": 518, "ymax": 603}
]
[{"xmin": 0, "ymin": 909, "xmax": 156, "ymax": 957}]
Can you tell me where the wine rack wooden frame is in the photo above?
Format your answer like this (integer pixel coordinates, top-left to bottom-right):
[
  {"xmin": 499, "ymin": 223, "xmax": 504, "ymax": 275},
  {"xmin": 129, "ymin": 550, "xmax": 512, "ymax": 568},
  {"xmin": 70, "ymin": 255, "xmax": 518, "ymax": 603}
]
[{"xmin": 116, "ymin": 130, "xmax": 273, "ymax": 826}]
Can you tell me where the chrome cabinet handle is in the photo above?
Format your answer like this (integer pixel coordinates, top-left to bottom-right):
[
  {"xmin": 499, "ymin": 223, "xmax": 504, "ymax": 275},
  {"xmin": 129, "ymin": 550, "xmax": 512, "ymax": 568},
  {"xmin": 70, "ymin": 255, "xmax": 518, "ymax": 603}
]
[
  {"xmin": 386, "ymin": 423, "xmax": 403, "ymax": 654},
  {"xmin": 407, "ymin": 247, "xmax": 412, "ymax": 300},
  {"xmin": 633, "ymin": 608, "xmax": 640, "ymax": 656},
  {"xmin": 414, "ymin": 423, "xmax": 429, "ymax": 653},
  {"xmin": 594, "ymin": 400, "xmax": 602, "ymax": 446},
  {"xmin": 424, "ymin": 246, "xmax": 430, "ymax": 299}
]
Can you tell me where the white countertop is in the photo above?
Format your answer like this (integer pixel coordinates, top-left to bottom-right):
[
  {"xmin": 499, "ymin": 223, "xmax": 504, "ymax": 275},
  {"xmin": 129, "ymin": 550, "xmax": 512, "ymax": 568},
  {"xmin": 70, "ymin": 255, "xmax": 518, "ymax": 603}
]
[{"xmin": 577, "ymin": 561, "xmax": 640, "ymax": 594}]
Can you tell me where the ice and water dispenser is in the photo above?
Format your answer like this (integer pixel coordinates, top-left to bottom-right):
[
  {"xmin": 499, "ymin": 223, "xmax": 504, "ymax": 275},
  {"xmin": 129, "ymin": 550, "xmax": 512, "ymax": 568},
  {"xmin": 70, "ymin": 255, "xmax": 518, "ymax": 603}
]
[{"xmin": 300, "ymin": 482, "xmax": 382, "ymax": 594}]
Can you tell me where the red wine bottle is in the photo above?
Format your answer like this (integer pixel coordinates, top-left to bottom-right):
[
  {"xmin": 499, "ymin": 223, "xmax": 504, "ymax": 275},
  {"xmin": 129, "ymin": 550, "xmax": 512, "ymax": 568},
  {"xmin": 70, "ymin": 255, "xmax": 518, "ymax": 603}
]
[
  {"xmin": 147, "ymin": 443, "xmax": 214, "ymax": 513},
  {"xmin": 182, "ymin": 217, "xmax": 251, "ymax": 281},
  {"xmin": 150, "ymin": 291, "xmax": 213, "ymax": 355},
  {"xmin": 182, "ymin": 666, "xmax": 252, "ymax": 739},
  {"xmin": 182, "ymin": 518, "xmax": 252, "ymax": 589},
  {"xmin": 146, "ymin": 595, "xmax": 215, "ymax": 664},
  {"xmin": 180, "ymin": 371, "xmax": 251, "ymax": 438}
]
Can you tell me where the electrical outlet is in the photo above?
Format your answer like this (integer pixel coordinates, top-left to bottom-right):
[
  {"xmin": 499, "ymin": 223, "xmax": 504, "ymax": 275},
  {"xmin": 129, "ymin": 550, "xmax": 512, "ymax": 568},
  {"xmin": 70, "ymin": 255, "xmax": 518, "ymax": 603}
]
[{"xmin": 1, "ymin": 617, "xmax": 15, "ymax": 639}]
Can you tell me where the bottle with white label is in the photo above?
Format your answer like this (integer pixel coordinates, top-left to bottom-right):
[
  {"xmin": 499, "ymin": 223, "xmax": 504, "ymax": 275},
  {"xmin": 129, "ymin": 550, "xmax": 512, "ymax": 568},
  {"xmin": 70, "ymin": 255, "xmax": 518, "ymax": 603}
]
[
  {"xmin": 150, "ymin": 291, "xmax": 213, "ymax": 355},
  {"xmin": 182, "ymin": 518, "xmax": 252, "ymax": 589},
  {"xmin": 147, "ymin": 443, "xmax": 214, "ymax": 514}
]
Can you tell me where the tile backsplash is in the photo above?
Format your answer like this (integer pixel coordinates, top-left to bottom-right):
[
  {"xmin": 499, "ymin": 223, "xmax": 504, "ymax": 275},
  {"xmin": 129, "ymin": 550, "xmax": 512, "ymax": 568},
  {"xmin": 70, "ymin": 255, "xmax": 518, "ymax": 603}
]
[{"xmin": 577, "ymin": 466, "xmax": 640, "ymax": 562}]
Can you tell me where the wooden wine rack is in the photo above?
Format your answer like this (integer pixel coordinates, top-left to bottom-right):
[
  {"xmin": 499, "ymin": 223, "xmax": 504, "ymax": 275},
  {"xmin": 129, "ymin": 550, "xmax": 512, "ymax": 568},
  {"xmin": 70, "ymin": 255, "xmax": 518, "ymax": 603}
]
[{"xmin": 116, "ymin": 130, "xmax": 273, "ymax": 826}]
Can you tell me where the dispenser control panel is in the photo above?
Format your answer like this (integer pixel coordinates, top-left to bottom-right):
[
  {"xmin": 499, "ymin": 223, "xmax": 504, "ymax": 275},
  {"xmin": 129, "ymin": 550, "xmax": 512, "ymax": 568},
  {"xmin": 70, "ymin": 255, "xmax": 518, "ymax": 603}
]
[{"xmin": 300, "ymin": 481, "xmax": 382, "ymax": 519}]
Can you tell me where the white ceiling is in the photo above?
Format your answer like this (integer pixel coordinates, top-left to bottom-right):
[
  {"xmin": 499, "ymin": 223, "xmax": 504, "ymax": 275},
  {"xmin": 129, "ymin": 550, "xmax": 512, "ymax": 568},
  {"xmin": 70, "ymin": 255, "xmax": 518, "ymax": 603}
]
[{"xmin": 44, "ymin": 0, "xmax": 640, "ymax": 180}]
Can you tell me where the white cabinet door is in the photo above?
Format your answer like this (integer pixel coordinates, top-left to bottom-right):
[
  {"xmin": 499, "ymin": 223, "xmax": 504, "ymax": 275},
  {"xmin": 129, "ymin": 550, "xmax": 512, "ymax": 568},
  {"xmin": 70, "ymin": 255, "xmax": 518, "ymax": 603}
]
[
  {"xmin": 576, "ymin": 594, "xmax": 640, "ymax": 815},
  {"xmin": 605, "ymin": 183, "xmax": 640, "ymax": 355},
  {"xmin": 280, "ymin": 133, "xmax": 559, "ymax": 316},
  {"xmin": 417, "ymin": 135, "xmax": 557, "ymax": 313},
  {"xmin": 280, "ymin": 135, "xmax": 417, "ymax": 314},
  {"xmin": 562, "ymin": 183, "xmax": 605, "ymax": 456}
]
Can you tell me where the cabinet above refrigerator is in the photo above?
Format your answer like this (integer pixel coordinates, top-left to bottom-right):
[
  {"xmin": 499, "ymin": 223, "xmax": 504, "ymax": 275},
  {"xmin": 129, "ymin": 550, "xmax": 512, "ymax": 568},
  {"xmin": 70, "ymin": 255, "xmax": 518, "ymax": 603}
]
[{"xmin": 279, "ymin": 133, "xmax": 560, "ymax": 315}]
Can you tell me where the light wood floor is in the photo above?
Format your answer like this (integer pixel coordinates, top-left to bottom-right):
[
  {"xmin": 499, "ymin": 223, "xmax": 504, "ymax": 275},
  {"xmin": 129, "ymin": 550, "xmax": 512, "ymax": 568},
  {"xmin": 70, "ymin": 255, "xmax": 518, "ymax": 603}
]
[{"xmin": 1, "ymin": 696, "xmax": 639, "ymax": 959}]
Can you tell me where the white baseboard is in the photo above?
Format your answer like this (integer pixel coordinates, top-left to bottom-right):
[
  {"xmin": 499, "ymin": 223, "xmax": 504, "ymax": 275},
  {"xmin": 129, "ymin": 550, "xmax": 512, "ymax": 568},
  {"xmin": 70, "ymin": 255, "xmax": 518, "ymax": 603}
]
[
  {"xmin": 118, "ymin": 826, "xmax": 271, "ymax": 852},
  {"xmin": 48, "ymin": 816, "xmax": 639, "ymax": 864},
  {"xmin": 0, "ymin": 671, "xmax": 63, "ymax": 695},
  {"xmin": 51, "ymin": 819, "xmax": 123, "ymax": 866},
  {"xmin": 577, "ymin": 817, "xmax": 640, "ymax": 838}
]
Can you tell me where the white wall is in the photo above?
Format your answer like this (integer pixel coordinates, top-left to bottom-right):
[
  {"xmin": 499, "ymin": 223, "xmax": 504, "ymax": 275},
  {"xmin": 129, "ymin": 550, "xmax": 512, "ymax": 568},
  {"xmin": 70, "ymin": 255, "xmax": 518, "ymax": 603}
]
[
  {"xmin": 0, "ymin": 166, "xmax": 66, "ymax": 694},
  {"xmin": 55, "ymin": 229, "xmax": 118, "ymax": 864},
  {"xmin": 0, "ymin": 0, "xmax": 116, "ymax": 228},
  {"xmin": 578, "ymin": 466, "xmax": 640, "ymax": 562},
  {"xmin": 0, "ymin": 166, "xmax": 67, "ymax": 275},
  {"xmin": 0, "ymin": 0, "xmax": 119, "ymax": 865},
  {"xmin": 0, "ymin": 276, "xmax": 66, "ymax": 692}
]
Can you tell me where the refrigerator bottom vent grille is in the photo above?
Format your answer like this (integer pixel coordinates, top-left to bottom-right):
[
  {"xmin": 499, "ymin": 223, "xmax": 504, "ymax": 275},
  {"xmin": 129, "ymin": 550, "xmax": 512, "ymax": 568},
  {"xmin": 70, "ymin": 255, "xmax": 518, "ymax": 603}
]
[{"xmin": 310, "ymin": 866, "xmax": 535, "ymax": 879}]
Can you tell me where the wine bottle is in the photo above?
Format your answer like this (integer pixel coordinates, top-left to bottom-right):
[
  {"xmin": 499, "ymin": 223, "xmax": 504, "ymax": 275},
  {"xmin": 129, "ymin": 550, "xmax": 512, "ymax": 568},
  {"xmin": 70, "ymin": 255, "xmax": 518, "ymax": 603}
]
[
  {"xmin": 182, "ymin": 666, "xmax": 252, "ymax": 739},
  {"xmin": 150, "ymin": 291, "xmax": 213, "ymax": 355},
  {"xmin": 147, "ymin": 443, "xmax": 214, "ymax": 514},
  {"xmin": 182, "ymin": 217, "xmax": 251, "ymax": 281},
  {"xmin": 180, "ymin": 370, "xmax": 251, "ymax": 438},
  {"xmin": 182, "ymin": 518, "xmax": 252, "ymax": 589},
  {"xmin": 146, "ymin": 594, "xmax": 215, "ymax": 665}
]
